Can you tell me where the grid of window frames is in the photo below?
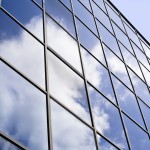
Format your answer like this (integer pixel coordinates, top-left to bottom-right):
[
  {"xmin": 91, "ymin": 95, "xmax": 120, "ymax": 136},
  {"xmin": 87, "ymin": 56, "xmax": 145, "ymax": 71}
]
[{"xmin": 0, "ymin": 0, "xmax": 150, "ymax": 150}]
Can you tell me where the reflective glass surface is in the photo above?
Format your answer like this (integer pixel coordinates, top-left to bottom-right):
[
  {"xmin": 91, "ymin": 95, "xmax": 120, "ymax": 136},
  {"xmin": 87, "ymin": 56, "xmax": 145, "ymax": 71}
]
[
  {"xmin": 78, "ymin": 0, "xmax": 91, "ymax": 12},
  {"xmin": 123, "ymin": 114, "xmax": 150, "ymax": 150},
  {"xmin": 128, "ymin": 69, "xmax": 150, "ymax": 106},
  {"xmin": 0, "ymin": 136, "xmax": 21, "ymax": 150},
  {"xmin": 45, "ymin": 0, "xmax": 76, "ymax": 38},
  {"xmin": 72, "ymin": 0, "xmax": 97, "ymax": 35},
  {"xmin": 34, "ymin": 0, "xmax": 42, "ymax": 7},
  {"xmin": 59, "ymin": 0, "xmax": 71, "ymax": 10},
  {"xmin": 141, "ymin": 39, "xmax": 150, "ymax": 59},
  {"xmin": 112, "ymin": 75, "xmax": 145, "ymax": 127},
  {"xmin": 46, "ymin": 16, "xmax": 82, "ymax": 73},
  {"xmin": 104, "ymin": 46, "xmax": 132, "ymax": 90},
  {"xmin": 96, "ymin": 21, "xmax": 122, "ymax": 59},
  {"xmin": 0, "ymin": 10, "xmax": 45, "ymax": 89},
  {"xmin": 97, "ymin": 134, "xmax": 118, "ymax": 150},
  {"xmin": 93, "ymin": 0, "xmax": 106, "ymax": 13},
  {"xmin": 48, "ymin": 51, "xmax": 91, "ymax": 124},
  {"xmin": 0, "ymin": 62, "xmax": 48, "ymax": 150},
  {"xmin": 1, "ymin": 0, "xmax": 43, "ymax": 41},
  {"xmin": 51, "ymin": 100, "xmax": 96, "ymax": 150},
  {"xmin": 88, "ymin": 85, "xmax": 128, "ymax": 149},
  {"xmin": 81, "ymin": 47, "xmax": 116, "ymax": 104},
  {"xmin": 76, "ymin": 19, "xmax": 106, "ymax": 65}
]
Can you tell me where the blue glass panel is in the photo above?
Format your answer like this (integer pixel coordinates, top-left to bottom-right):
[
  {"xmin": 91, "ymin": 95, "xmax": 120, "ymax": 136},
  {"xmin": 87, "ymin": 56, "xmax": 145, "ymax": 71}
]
[
  {"xmin": 45, "ymin": 0, "xmax": 76, "ymax": 38},
  {"xmin": 0, "ymin": 10, "xmax": 45, "ymax": 89},
  {"xmin": 78, "ymin": 0, "xmax": 91, "ymax": 12},
  {"xmin": 34, "ymin": 0, "xmax": 42, "ymax": 6},
  {"xmin": 0, "ymin": 62, "xmax": 48, "ymax": 150},
  {"xmin": 1, "ymin": 0, "xmax": 43, "ymax": 41},
  {"xmin": 81, "ymin": 47, "xmax": 116, "ymax": 104},
  {"xmin": 59, "ymin": 0, "xmax": 71, "ymax": 10},
  {"xmin": 93, "ymin": 0, "xmax": 106, "ymax": 13},
  {"xmin": 51, "ymin": 100, "xmax": 96, "ymax": 150},
  {"xmin": 123, "ymin": 114, "xmax": 150, "ymax": 150},
  {"xmin": 48, "ymin": 51, "xmax": 91, "ymax": 125},
  {"xmin": 112, "ymin": 75, "xmax": 145, "ymax": 127},
  {"xmin": 76, "ymin": 19, "xmax": 106, "ymax": 66},
  {"xmin": 88, "ymin": 85, "xmax": 128, "ymax": 149}
]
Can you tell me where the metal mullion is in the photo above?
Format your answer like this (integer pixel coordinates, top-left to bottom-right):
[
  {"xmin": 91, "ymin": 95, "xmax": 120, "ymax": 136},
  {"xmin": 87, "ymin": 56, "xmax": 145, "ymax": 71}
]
[
  {"xmin": 0, "ymin": 131, "xmax": 27, "ymax": 150},
  {"xmin": 0, "ymin": 57, "xmax": 46, "ymax": 94},
  {"xmin": 50, "ymin": 95, "xmax": 94, "ymax": 131},
  {"xmin": 1, "ymin": 7, "xmax": 44, "ymax": 46},
  {"xmin": 32, "ymin": 0, "xmax": 43, "ymax": 9},
  {"xmin": 42, "ymin": 0, "xmax": 53, "ymax": 150},
  {"xmin": 138, "ymin": 96, "xmax": 150, "ymax": 109},
  {"xmin": 70, "ymin": 0, "xmax": 99, "ymax": 149},
  {"xmin": 89, "ymin": 0, "xmax": 132, "ymax": 149}
]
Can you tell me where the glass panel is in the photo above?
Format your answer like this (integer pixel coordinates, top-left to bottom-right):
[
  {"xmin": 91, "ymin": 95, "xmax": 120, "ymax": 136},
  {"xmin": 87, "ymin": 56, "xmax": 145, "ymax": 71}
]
[
  {"xmin": 140, "ymin": 63, "xmax": 150, "ymax": 86},
  {"xmin": 81, "ymin": 47, "xmax": 116, "ymax": 104},
  {"xmin": 78, "ymin": 0, "xmax": 91, "ymax": 12},
  {"xmin": 124, "ymin": 23, "xmax": 142, "ymax": 50},
  {"xmin": 72, "ymin": 0, "xmax": 97, "ymax": 35},
  {"xmin": 105, "ymin": 3, "xmax": 125, "ymax": 32},
  {"xmin": 0, "ymin": 10, "xmax": 45, "ymax": 89},
  {"xmin": 46, "ymin": 16, "xmax": 82, "ymax": 73},
  {"xmin": 0, "ymin": 136, "xmax": 21, "ymax": 150},
  {"xmin": 48, "ymin": 51, "xmax": 91, "ymax": 124},
  {"xmin": 123, "ymin": 114, "xmax": 150, "ymax": 150},
  {"xmin": 88, "ymin": 85, "xmax": 128, "ymax": 149},
  {"xmin": 141, "ymin": 39, "xmax": 150, "ymax": 59},
  {"xmin": 97, "ymin": 134, "xmax": 118, "ymax": 150},
  {"xmin": 112, "ymin": 22, "xmax": 133, "ymax": 54},
  {"xmin": 132, "ymin": 41, "xmax": 150, "ymax": 71},
  {"xmin": 51, "ymin": 100, "xmax": 96, "ymax": 150},
  {"xmin": 128, "ymin": 69, "xmax": 150, "ymax": 106},
  {"xmin": 76, "ymin": 19, "xmax": 106, "ymax": 65},
  {"xmin": 59, "ymin": 0, "xmax": 71, "ymax": 10},
  {"xmin": 91, "ymin": 1, "xmax": 113, "ymax": 33},
  {"xmin": 93, "ymin": 0, "xmax": 106, "ymax": 13},
  {"xmin": 1, "ymin": 0, "xmax": 43, "ymax": 41},
  {"xmin": 0, "ymin": 62, "xmax": 48, "ymax": 150},
  {"xmin": 139, "ymin": 100, "xmax": 150, "ymax": 131},
  {"xmin": 104, "ymin": 46, "xmax": 132, "ymax": 90},
  {"xmin": 119, "ymin": 42, "xmax": 144, "ymax": 80},
  {"xmin": 96, "ymin": 21, "xmax": 122, "ymax": 59},
  {"xmin": 112, "ymin": 75, "xmax": 145, "ymax": 127},
  {"xmin": 45, "ymin": 0, "xmax": 76, "ymax": 38},
  {"xmin": 34, "ymin": 0, "xmax": 42, "ymax": 7}
]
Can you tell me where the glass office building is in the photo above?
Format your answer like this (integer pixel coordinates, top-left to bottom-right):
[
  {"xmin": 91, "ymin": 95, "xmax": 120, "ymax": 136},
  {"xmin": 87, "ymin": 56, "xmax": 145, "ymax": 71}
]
[{"xmin": 0, "ymin": 0, "xmax": 150, "ymax": 149}]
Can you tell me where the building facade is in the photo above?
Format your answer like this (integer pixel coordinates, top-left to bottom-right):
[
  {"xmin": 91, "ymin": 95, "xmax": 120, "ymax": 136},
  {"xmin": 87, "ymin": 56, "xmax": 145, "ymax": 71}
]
[{"xmin": 0, "ymin": 0, "xmax": 150, "ymax": 149}]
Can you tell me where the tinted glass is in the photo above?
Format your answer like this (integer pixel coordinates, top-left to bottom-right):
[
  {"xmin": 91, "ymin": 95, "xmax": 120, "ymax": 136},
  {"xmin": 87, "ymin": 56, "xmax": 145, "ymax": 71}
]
[
  {"xmin": 97, "ymin": 21, "xmax": 122, "ymax": 59},
  {"xmin": 1, "ymin": 0, "xmax": 43, "ymax": 41},
  {"xmin": 34, "ymin": 0, "xmax": 42, "ymax": 7},
  {"xmin": 45, "ymin": 0, "xmax": 76, "ymax": 38},
  {"xmin": 123, "ymin": 114, "xmax": 150, "ymax": 150},
  {"xmin": 76, "ymin": 19, "xmax": 106, "ymax": 65},
  {"xmin": 81, "ymin": 47, "xmax": 116, "ymax": 104},
  {"xmin": 112, "ymin": 75, "xmax": 145, "ymax": 127},
  {"xmin": 48, "ymin": 51, "xmax": 91, "ymax": 124},
  {"xmin": 0, "ymin": 62, "xmax": 48, "ymax": 150},
  {"xmin": 72, "ymin": 0, "xmax": 97, "ymax": 35},
  {"xmin": 88, "ymin": 85, "xmax": 128, "ymax": 149},
  {"xmin": 51, "ymin": 100, "xmax": 96, "ymax": 150},
  {"xmin": 141, "ymin": 39, "xmax": 150, "ymax": 59},
  {"xmin": 0, "ymin": 10, "xmax": 45, "ymax": 89},
  {"xmin": 46, "ymin": 16, "xmax": 82, "ymax": 73},
  {"xmin": 93, "ymin": 0, "xmax": 106, "ymax": 13},
  {"xmin": 78, "ymin": 0, "xmax": 91, "ymax": 12},
  {"xmin": 59, "ymin": 0, "xmax": 71, "ymax": 10}
]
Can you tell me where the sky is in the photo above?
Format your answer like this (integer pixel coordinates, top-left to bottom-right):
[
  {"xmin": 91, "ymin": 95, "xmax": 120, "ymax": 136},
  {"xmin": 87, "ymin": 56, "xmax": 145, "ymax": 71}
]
[{"xmin": 110, "ymin": 0, "xmax": 150, "ymax": 42}]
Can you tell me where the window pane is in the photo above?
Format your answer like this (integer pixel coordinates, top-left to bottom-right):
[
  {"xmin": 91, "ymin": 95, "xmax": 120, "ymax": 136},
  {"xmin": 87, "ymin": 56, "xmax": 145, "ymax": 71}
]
[
  {"xmin": 34, "ymin": 0, "xmax": 42, "ymax": 7},
  {"xmin": 48, "ymin": 51, "xmax": 91, "ymax": 124},
  {"xmin": 81, "ymin": 47, "xmax": 116, "ymax": 104},
  {"xmin": 1, "ymin": 0, "xmax": 43, "ymax": 41},
  {"xmin": 97, "ymin": 21, "xmax": 122, "ymax": 59},
  {"xmin": 128, "ymin": 69, "xmax": 150, "ymax": 107},
  {"xmin": 88, "ymin": 85, "xmax": 128, "ymax": 149},
  {"xmin": 45, "ymin": 0, "xmax": 76, "ymax": 38},
  {"xmin": 78, "ymin": 0, "xmax": 91, "ymax": 12},
  {"xmin": 46, "ymin": 16, "xmax": 82, "ymax": 73},
  {"xmin": 59, "ymin": 0, "xmax": 71, "ymax": 10},
  {"xmin": 0, "ymin": 10, "xmax": 45, "ymax": 89},
  {"xmin": 76, "ymin": 19, "xmax": 106, "ymax": 65},
  {"xmin": 93, "ymin": 0, "xmax": 106, "ymax": 13},
  {"xmin": 123, "ymin": 114, "xmax": 150, "ymax": 150},
  {"xmin": 104, "ymin": 46, "xmax": 132, "ymax": 90},
  {"xmin": 112, "ymin": 75, "xmax": 145, "ymax": 127},
  {"xmin": 0, "ymin": 136, "xmax": 21, "ymax": 150},
  {"xmin": 141, "ymin": 39, "xmax": 150, "ymax": 59},
  {"xmin": 0, "ymin": 62, "xmax": 48, "ymax": 150},
  {"xmin": 119, "ymin": 42, "xmax": 144, "ymax": 80},
  {"xmin": 72, "ymin": 0, "xmax": 97, "ymax": 35},
  {"xmin": 51, "ymin": 100, "xmax": 96, "ymax": 150}
]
